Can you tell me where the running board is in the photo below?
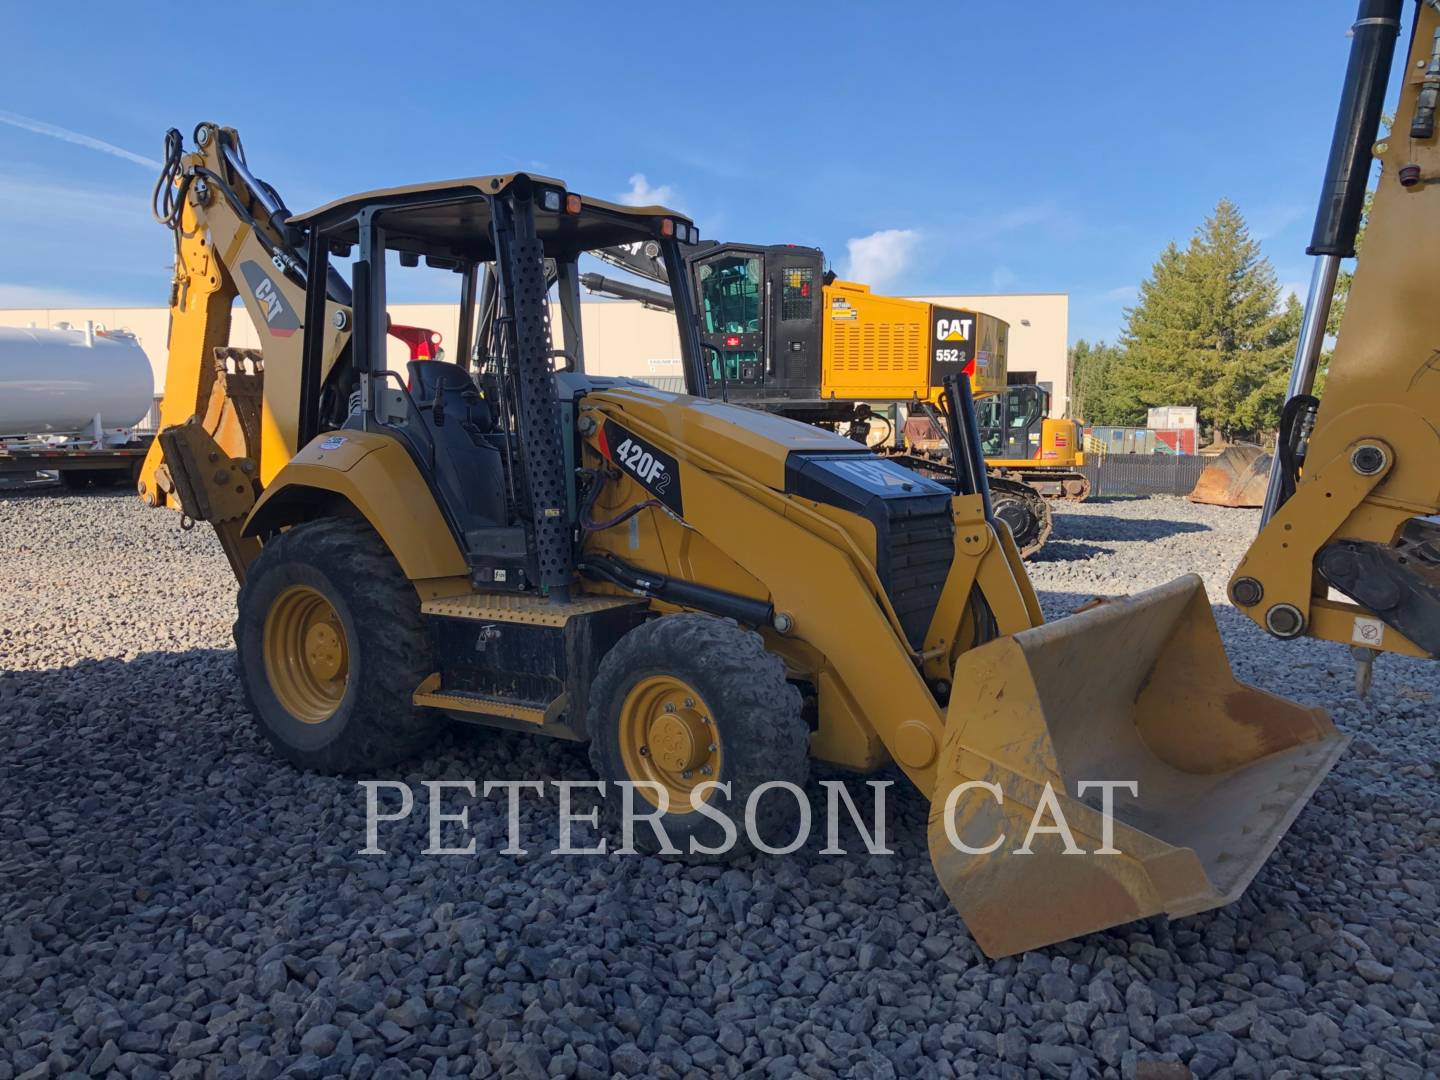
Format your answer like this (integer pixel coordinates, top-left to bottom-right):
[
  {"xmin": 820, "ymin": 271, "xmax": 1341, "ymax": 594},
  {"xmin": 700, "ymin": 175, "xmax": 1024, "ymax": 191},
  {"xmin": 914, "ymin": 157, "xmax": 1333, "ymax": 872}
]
[
  {"xmin": 413, "ymin": 673, "xmax": 565, "ymax": 724},
  {"xmin": 422, "ymin": 591, "xmax": 644, "ymax": 626}
]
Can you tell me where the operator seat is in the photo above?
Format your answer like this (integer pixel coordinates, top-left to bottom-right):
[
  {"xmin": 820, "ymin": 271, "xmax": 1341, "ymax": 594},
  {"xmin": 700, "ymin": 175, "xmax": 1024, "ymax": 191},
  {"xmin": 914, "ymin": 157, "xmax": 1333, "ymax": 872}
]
[
  {"xmin": 407, "ymin": 360, "xmax": 493, "ymax": 430},
  {"xmin": 402, "ymin": 360, "xmax": 507, "ymax": 531}
]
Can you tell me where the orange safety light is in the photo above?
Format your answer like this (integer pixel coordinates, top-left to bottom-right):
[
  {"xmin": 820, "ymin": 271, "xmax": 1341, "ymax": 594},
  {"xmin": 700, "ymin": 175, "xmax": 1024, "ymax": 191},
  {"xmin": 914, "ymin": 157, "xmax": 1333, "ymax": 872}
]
[
  {"xmin": 565, "ymin": 193, "xmax": 582, "ymax": 215},
  {"xmin": 660, "ymin": 218, "xmax": 674, "ymax": 237}
]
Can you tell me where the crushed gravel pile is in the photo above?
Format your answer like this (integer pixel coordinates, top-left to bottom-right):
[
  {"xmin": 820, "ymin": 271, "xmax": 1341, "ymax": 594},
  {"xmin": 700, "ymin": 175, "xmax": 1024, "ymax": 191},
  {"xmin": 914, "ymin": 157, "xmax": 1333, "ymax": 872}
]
[{"xmin": 1, "ymin": 490, "xmax": 1436, "ymax": 1080}]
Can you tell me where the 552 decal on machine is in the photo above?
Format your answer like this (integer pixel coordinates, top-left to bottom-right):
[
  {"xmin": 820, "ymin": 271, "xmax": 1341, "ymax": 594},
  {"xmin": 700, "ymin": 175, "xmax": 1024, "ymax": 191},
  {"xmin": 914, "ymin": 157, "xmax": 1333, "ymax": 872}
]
[{"xmin": 599, "ymin": 420, "xmax": 684, "ymax": 516}]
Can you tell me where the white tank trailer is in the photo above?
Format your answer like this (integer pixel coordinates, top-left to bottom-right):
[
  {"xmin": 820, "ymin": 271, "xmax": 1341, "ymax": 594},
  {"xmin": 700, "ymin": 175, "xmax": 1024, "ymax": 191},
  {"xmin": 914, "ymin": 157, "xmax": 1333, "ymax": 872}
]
[{"xmin": 0, "ymin": 323, "xmax": 154, "ymax": 441}]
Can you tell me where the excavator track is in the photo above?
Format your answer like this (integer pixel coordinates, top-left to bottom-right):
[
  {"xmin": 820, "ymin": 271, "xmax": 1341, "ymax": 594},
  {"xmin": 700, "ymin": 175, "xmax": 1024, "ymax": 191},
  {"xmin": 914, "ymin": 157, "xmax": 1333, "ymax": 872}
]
[
  {"xmin": 987, "ymin": 476, "xmax": 1053, "ymax": 557},
  {"xmin": 884, "ymin": 450, "xmax": 1052, "ymax": 558},
  {"xmin": 991, "ymin": 466, "xmax": 1091, "ymax": 502}
]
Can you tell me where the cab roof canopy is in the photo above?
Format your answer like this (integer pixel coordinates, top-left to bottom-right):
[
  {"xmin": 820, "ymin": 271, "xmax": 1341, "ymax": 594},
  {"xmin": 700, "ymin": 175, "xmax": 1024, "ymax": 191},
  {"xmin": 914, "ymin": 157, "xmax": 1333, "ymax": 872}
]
[{"xmin": 289, "ymin": 173, "xmax": 695, "ymax": 265}]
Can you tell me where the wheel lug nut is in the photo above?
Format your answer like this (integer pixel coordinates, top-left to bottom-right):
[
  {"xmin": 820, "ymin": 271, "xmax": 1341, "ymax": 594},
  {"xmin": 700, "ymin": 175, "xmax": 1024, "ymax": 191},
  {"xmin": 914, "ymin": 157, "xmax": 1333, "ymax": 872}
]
[
  {"xmin": 684, "ymin": 697, "xmax": 694, "ymax": 708},
  {"xmin": 700, "ymin": 765, "xmax": 712, "ymax": 775},
  {"xmin": 664, "ymin": 703, "xmax": 676, "ymax": 713},
  {"xmin": 681, "ymin": 769, "xmax": 692, "ymax": 779},
  {"xmin": 639, "ymin": 745, "xmax": 649, "ymax": 756}
]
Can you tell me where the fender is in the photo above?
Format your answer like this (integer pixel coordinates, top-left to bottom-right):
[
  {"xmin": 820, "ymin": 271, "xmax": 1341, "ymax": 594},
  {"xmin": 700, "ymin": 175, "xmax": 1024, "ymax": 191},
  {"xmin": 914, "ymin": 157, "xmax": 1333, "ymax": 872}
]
[{"xmin": 243, "ymin": 429, "xmax": 467, "ymax": 581}]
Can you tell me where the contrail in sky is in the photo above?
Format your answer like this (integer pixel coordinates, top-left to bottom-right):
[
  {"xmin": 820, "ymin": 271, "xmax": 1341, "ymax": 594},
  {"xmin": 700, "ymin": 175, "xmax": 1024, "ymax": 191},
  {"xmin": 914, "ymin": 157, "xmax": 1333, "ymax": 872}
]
[{"xmin": 0, "ymin": 109, "xmax": 160, "ymax": 169}]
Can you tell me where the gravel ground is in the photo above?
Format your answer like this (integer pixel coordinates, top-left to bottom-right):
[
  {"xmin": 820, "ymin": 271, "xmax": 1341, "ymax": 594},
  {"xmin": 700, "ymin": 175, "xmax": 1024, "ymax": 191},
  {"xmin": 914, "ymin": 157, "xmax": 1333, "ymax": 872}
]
[{"xmin": 1, "ymin": 490, "xmax": 1436, "ymax": 1080}]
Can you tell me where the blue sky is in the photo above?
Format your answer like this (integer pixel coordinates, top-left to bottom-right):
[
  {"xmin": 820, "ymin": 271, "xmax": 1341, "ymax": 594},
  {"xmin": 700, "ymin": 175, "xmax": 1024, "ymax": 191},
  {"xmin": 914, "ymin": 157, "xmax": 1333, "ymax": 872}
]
[{"xmin": 0, "ymin": 1, "xmax": 1411, "ymax": 344}]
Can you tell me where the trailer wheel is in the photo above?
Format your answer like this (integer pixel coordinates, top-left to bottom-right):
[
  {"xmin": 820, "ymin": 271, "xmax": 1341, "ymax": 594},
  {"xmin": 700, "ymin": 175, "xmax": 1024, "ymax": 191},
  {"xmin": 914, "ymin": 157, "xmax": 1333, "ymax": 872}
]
[
  {"xmin": 235, "ymin": 518, "xmax": 440, "ymax": 773},
  {"xmin": 588, "ymin": 613, "xmax": 809, "ymax": 858}
]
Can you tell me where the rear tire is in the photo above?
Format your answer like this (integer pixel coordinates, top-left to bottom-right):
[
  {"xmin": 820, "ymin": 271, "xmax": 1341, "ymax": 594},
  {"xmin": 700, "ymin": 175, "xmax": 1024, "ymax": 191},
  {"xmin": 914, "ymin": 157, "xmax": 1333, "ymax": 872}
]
[
  {"xmin": 234, "ymin": 517, "xmax": 441, "ymax": 773},
  {"xmin": 587, "ymin": 613, "xmax": 809, "ymax": 858}
]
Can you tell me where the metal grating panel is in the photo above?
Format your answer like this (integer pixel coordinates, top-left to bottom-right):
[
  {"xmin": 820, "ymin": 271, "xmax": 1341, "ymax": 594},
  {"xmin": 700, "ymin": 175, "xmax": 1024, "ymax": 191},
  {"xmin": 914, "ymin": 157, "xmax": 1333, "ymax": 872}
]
[
  {"xmin": 782, "ymin": 268, "xmax": 814, "ymax": 321},
  {"xmin": 422, "ymin": 591, "xmax": 644, "ymax": 626}
]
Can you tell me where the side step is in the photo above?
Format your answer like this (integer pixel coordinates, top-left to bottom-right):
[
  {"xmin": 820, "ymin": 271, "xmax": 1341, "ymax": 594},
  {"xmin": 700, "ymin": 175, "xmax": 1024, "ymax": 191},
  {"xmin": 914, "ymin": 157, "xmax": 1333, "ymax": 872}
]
[
  {"xmin": 413, "ymin": 673, "xmax": 572, "ymax": 730},
  {"xmin": 421, "ymin": 591, "xmax": 644, "ymax": 625},
  {"xmin": 416, "ymin": 590, "xmax": 649, "ymax": 741}
]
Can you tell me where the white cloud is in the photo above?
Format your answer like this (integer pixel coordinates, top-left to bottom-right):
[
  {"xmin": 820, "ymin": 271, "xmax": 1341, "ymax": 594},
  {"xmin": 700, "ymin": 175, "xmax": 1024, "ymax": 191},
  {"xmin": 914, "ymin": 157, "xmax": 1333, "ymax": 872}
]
[
  {"xmin": 618, "ymin": 173, "xmax": 678, "ymax": 208},
  {"xmin": 844, "ymin": 228, "xmax": 919, "ymax": 289},
  {"xmin": 1105, "ymin": 284, "xmax": 1138, "ymax": 302},
  {"xmin": 0, "ymin": 110, "xmax": 159, "ymax": 169}
]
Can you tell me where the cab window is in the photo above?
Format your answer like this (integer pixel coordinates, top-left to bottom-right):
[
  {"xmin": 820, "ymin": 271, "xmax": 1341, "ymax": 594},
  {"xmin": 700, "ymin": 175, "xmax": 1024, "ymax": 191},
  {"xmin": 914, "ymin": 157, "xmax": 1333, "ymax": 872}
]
[
  {"xmin": 699, "ymin": 256, "xmax": 762, "ymax": 335},
  {"xmin": 978, "ymin": 396, "xmax": 1004, "ymax": 456}
]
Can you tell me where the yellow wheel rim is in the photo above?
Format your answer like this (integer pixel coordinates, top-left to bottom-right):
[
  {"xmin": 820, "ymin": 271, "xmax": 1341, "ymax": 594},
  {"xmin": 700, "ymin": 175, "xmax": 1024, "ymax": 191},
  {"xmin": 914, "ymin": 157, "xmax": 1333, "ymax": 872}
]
[
  {"xmin": 263, "ymin": 585, "xmax": 350, "ymax": 723},
  {"xmin": 618, "ymin": 675, "xmax": 721, "ymax": 810}
]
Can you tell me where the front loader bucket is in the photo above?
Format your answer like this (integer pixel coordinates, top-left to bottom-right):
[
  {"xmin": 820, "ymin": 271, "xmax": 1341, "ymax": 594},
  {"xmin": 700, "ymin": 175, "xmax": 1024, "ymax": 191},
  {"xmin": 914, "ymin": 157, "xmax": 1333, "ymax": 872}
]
[
  {"xmin": 1189, "ymin": 445, "xmax": 1272, "ymax": 507},
  {"xmin": 929, "ymin": 574, "xmax": 1347, "ymax": 957}
]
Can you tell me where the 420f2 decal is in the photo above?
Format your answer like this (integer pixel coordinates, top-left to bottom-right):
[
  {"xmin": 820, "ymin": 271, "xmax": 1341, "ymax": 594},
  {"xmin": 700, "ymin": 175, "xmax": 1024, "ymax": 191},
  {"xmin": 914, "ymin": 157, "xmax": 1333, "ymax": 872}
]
[{"xmin": 599, "ymin": 420, "xmax": 683, "ymax": 516}]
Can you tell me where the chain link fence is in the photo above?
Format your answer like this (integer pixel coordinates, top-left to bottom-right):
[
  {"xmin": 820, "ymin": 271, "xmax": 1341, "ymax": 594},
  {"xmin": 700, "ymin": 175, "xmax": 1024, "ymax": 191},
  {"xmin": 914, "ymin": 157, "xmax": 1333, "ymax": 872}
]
[{"xmin": 1080, "ymin": 454, "xmax": 1208, "ymax": 497}]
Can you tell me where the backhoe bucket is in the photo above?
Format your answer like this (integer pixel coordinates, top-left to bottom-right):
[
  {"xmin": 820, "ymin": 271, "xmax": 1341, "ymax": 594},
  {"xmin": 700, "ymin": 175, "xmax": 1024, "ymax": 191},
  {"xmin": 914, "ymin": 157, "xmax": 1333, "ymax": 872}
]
[
  {"xmin": 928, "ymin": 574, "xmax": 1347, "ymax": 957},
  {"xmin": 1189, "ymin": 445, "xmax": 1272, "ymax": 507}
]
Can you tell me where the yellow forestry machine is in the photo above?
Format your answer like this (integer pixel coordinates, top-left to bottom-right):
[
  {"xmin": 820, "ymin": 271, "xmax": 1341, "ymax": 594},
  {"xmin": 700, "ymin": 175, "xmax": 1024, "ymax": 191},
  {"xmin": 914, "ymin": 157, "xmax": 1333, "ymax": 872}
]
[
  {"xmin": 680, "ymin": 246, "xmax": 1092, "ymax": 508},
  {"xmin": 140, "ymin": 0, "xmax": 1425, "ymax": 958},
  {"xmin": 586, "ymin": 244, "xmax": 1075, "ymax": 555}
]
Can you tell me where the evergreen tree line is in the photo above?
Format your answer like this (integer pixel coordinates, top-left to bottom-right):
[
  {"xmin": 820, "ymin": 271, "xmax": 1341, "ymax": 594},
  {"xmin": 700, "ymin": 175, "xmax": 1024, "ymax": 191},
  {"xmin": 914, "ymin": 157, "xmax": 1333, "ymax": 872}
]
[{"xmin": 1069, "ymin": 198, "xmax": 1355, "ymax": 444}]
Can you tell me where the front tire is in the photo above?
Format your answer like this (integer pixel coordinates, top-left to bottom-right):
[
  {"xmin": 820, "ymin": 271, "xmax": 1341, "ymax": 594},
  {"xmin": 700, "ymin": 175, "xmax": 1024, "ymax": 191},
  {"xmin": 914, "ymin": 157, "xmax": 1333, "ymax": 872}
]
[
  {"xmin": 234, "ymin": 518, "xmax": 440, "ymax": 772},
  {"xmin": 587, "ymin": 613, "xmax": 809, "ymax": 857}
]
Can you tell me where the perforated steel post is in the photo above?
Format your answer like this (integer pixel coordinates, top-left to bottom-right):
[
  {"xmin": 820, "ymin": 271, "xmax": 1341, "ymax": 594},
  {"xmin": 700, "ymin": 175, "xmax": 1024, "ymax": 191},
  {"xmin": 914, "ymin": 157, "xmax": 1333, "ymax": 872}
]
[{"xmin": 491, "ymin": 187, "xmax": 574, "ymax": 601}]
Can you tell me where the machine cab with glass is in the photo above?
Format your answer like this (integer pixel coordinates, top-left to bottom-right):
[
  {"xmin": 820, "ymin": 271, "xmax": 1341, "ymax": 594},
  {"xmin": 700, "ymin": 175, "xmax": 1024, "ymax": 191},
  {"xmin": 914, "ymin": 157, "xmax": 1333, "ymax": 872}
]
[
  {"xmin": 978, "ymin": 383, "xmax": 1049, "ymax": 461},
  {"xmin": 693, "ymin": 242, "xmax": 827, "ymax": 408},
  {"xmin": 242, "ymin": 175, "xmax": 708, "ymax": 597}
]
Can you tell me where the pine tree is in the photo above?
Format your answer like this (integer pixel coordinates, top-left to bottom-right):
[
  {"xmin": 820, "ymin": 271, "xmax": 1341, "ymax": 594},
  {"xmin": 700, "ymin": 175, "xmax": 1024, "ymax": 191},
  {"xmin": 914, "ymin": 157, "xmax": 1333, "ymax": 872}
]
[
  {"xmin": 1069, "ymin": 339, "xmax": 1137, "ymax": 425},
  {"xmin": 1116, "ymin": 200, "xmax": 1295, "ymax": 440}
]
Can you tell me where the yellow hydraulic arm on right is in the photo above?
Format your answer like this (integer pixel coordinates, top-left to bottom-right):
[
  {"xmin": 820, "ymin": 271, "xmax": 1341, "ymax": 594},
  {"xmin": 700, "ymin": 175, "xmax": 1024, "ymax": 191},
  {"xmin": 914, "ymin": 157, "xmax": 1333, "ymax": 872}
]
[{"xmin": 1230, "ymin": 0, "xmax": 1440, "ymax": 681}]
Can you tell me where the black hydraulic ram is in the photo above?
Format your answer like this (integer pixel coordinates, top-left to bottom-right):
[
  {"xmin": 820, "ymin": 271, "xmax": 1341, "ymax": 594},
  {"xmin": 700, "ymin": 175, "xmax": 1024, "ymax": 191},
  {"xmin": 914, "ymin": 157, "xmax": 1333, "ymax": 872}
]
[
  {"xmin": 1261, "ymin": 0, "xmax": 1402, "ymax": 525},
  {"xmin": 579, "ymin": 272, "xmax": 676, "ymax": 311},
  {"xmin": 940, "ymin": 372, "xmax": 994, "ymax": 523},
  {"xmin": 1311, "ymin": 0, "xmax": 1404, "ymax": 258},
  {"xmin": 579, "ymin": 554, "xmax": 776, "ymax": 629}
]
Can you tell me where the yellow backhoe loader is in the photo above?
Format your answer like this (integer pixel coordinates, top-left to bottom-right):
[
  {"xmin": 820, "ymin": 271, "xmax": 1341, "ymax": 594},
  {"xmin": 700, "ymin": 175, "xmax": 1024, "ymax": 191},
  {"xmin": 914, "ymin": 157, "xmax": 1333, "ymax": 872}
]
[
  {"xmin": 140, "ymin": 0, "xmax": 1421, "ymax": 958},
  {"xmin": 1227, "ymin": 0, "xmax": 1438, "ymax": 690}
]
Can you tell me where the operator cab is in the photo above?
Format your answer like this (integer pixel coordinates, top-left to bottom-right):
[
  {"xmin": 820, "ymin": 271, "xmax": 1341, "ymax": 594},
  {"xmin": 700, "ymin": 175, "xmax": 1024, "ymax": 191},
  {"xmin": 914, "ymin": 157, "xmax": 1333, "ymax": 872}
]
[
  {"xmin": 285, "ymin": 174, "xmax": 705, "ymax": 596},
  {"xmin": 978, "ymin": 384, "xmax": 1049, "ymax": 460},
  {"xmin": 690, "ymin": 242, "xmax": 828, "ymax": 404}
]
